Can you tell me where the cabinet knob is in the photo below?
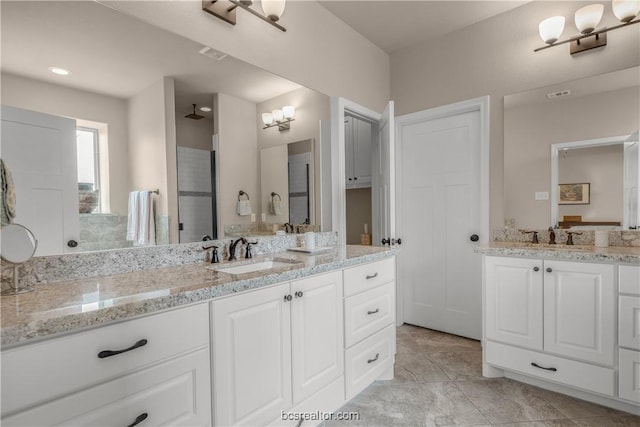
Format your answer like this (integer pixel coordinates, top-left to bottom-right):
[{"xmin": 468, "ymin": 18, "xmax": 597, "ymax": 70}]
[
  {"xmin": 284, "ymin": 294, "xmax": 292, "ymax": 302},
  {"xmin": 348, "ymin": 178, "xmax": 353, "ymax": 181},
  {"xmin": 67, "ymin": 239, "xmax": 78, "ymax": 248},
  {"xmin": 354, "ymin": 177, "xmax": 358, "ymax": 180},
  {"xmin": 470, "ymin": 234, "xmax": 479, "ymax": 242},
  {"xmin": 294, "ymin": 291, "xmax": 303, "ymax": 298},
  {"xmin": 533, "ymin": 267, "xmax": 540, "ymax": 272},
  {"xmin": 546, "ymin": 268, "xmax": 553, "ymax": 273}
]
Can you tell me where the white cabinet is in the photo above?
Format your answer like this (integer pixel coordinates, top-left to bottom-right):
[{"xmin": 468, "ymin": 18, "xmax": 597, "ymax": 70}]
[
  {"xmin": 618, "ymin": 265, "xmax": 640, "ymax": 403},
  {"xmin": 212, "ymin": 271, "xmax": 344, "ymax": 427},
  {"xmin": 543, "ymin": 260, "xmax": 615, "ymax": 366},
  {"xmin": 485, "ymin": 257, "xmax": 543, "ymax": 351},
  {"xmin": 345, "ymin": 115, "xmax": 372, "ymax": 188},
  {"xmin": 1, "ymin": 304, "xmax": 211, "ymax": 426},
  {"xmin": 343, "ymin": 258, "xmax": 396, "ymax": 399},
  {"xmin": 484, "ymin": 256, "xmax": 616, "ymax": 397}
]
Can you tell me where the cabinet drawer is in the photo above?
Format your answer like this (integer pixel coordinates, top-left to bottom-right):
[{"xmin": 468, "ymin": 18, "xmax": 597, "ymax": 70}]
[
  {"xmin": 344, "ymin": 257, "xmax": 395, "ymax": 297},
  {"xmin": 2, "ymin": 348, "xmax": 211, "ymax": 427},
  {"xmin": 345, "ymin": 324, "xmax": 395, "ymax": 400},
  {"xmin": 485, "ymin": 340, "xmax": 614, "ymax": 397},
  {"xmin": 620, "ymin": 296, "xmax": 640, "ymax": 351},
  {"xmin": 619, "ymin": 348, "xmax": 640, "ymax": 403},
  {"xmin": 345, "ymin": 282, "xmax": 395, "ymax": 347},
  {"xmin": 620, "ymin": 265, "xmax": 640, "ymax": 295},
  {"xmin": 1, "ymin": 303, "xmax": 209, "ymax": 415}
]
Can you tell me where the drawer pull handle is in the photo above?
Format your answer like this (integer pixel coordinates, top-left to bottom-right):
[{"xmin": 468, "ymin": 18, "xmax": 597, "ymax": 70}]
[
  {"xmin": 531, "ymin": 362, "xmax": 557, "ymax": 372},
  {"xmin": 367, "ymin": 308, "xmax": 380, "ymax": 315},
  {"xmin": 367, "ymin": 353, "xmax": 380, "ymax": 364},
  {"xmin": 127, "ymin": 413, "xmax": 148, "ymax": 427},
  {"xmin": 98, "ymin": 339, "xmax": 148, "ymax": 359},
  {"xmin": 366, "ymin": 273, "xmax": 378, "ymax": 280}
]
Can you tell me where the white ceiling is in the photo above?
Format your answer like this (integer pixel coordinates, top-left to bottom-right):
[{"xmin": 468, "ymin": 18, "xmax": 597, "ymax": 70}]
[
  {"xmin": 0, "ymin": 1, "xmax": 301, "ymax": 114},
  {"xmin": 1, "ymin": 0, "xmax": 531, "ymax": 112},
  {"xmin": 318, "ymin": 0, "xmax": 530, "ymax": 53}
]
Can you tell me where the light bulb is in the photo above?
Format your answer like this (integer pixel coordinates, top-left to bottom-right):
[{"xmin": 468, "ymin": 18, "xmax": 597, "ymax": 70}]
[
  {"xmin": 261, "ymin": 0, "xmax": 286, "ymax": 22},
  {"xmin": 575, "ymin": 4, "xmax": 604, "ymax": 34},
  {"xmin": 539, "ymin": 16, "xmax": 565, "ymax": 44},
  {"xmin": 282, "ymin": 106, "xmax": 295, "ymax": 119},
  {"xmin": 272, "ymin": 109, "xmax": 284, "ymax": 122},
  {"xmin": 262, "ymin": 113, "xmax": 274, "ymax": 126},
  {"xmin": 612, "ymin": 0, "xmax": 640, "ymax": 22}
]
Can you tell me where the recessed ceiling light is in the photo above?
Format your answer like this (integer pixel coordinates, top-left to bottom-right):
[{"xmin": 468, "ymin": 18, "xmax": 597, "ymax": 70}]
[
  {"xmin": 199, "ymin": 106, "xmax": 212, "ymax": 112},
  {"xmin": 48, "ymin": 67, "xmax": 71, "ymax": 76}
]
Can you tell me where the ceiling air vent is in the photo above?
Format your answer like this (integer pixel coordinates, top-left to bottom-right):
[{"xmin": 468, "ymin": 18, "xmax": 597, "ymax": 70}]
[
  {"xmin": 199, "ymin": 46, "xmax": 228, "ymax": 61},
  {"xmin": 546, "ymin": 89, "xmax": 571, "ymax": 99}
]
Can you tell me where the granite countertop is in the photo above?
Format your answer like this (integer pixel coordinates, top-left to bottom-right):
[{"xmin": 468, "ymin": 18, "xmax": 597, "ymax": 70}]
[
  {"xmin": 475, "ymin": 242, "xmax": 640, "ymax": 264},
  {"xmin": 1, "ymin": 245, "xmax": 397, "ymax": 348}
]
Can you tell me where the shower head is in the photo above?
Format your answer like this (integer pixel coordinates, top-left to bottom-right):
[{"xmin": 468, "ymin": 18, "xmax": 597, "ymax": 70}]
[{"xmin": 185, "ymin": 104, "xmax": 205, "ymax": 120}]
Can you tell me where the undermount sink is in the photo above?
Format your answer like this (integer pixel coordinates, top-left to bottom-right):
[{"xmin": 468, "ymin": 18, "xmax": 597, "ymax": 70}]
[{"xmin": 211, "ymin": 260, "xmax": 298, "ymax": 275}]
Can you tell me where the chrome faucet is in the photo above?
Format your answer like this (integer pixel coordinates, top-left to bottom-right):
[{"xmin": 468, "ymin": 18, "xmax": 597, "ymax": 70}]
[{"xmin": 228, "ymin": 238, "xmax": 247, "ymax": 261}]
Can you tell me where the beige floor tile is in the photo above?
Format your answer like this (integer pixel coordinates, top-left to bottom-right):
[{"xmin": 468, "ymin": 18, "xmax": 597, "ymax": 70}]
[
  {"xmin": 427, "ymin": 350, "xmax": 484, "ymax": 381},
  {"xmin": 394, "ymin": 351, "xmax": 451, "ymax": 383}
]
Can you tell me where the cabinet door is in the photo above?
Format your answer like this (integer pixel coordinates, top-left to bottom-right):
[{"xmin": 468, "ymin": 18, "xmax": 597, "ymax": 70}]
[
  {"xmin": 345, "ymin": 116, "xmax": 355, "ymax": 187},
  {"xmin": 543, "ymin": 260, "xmax": 615, "ymax": 366},
  {"xmin": 353, "ymin": 117, "xmax": 372, "ymax": 186},
  {"xmin": 291, "ymin": 271, "xmax": 344, "ymax": 404},
  {"xmin": 485, "ymin": 256, "xmax": 543, "ymax": 350},
  {"xmin": 212, "ymin": 283, "xmax": 292, "ymax": 426}
]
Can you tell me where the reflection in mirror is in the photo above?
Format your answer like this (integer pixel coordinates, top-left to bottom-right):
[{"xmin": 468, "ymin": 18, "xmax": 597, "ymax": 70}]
[
  {"xmin": 0, "ymin": 0, "xmax": 327, "ymax": 255},
  {"xmin": 550, "ymin": 134, "xmax": 637, "ymax": 229},
  {"xmin": 1, "ymin": 223, "xmax": 38, "ymax": 295},
  {"xmin": 261, "ymin": 140, "xmax": 315, "ymax": 227},
  {"xmin": 504, "ymin": 67, "xmax": 640, "ymax": 230}
]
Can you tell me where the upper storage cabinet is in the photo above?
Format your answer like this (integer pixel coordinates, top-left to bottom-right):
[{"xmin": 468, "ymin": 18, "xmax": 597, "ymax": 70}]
[{"xmin": 345, "ymin": 115, "xmax": 373, "ymax": 188}]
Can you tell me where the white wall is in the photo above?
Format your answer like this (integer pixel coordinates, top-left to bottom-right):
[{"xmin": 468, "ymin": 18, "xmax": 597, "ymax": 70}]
[
  {"xmin": 215, "ymin": 93, "xmax": 259, "ymax": 230},
  {"xmin": 1, "ymin": 72, "xmax": 130, "ymax": 215},
  {"xmin": 391, "ymin": 0, "xmax": 640, "ymax": 229},
  {"xmin": 127, "ymin": 78, "xmax": 171, "ymax": 218},
  {"xmin": 103, "ymin": 0, "xmax": 389, "ymax": 111},
  {"xmin": 504, "ymin": 87, "xmax": 638, "ymax": 228}
]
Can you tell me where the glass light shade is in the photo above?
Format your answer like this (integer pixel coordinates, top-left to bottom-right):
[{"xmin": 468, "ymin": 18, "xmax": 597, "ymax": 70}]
[
  {"xmin": 282, "ymin": 105, "xmax": 295, "ymax": 119},
  {"xmin": 539, "ymin": 16, "xmax": 565, "ymax": 44},
  {"xmin": 272, "ymin": 109, "xmax": 284, "ymax": 122},
  {"xmin": 575, "ymin": 4, "xmax": 604, "ymax": 34},
  {"xmin": 262, "ymin": 112, "xmax": 274, "ymax": 126},
  {"xmin": 612, "ymin": 0, "xmax": 640, "ymax": 22},
  {"xmin": 261, "ymin": 0, "xmax": 286, "ymax": 22}
]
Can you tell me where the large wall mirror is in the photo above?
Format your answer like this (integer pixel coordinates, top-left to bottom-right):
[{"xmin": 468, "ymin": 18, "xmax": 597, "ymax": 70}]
[
  {"xmin": 504, "ymin": 67, "xmax": 640, "ymax": 230},
  {"xmin": 0, "ymin": 0, "xmax": 330, "ymax": 256}
]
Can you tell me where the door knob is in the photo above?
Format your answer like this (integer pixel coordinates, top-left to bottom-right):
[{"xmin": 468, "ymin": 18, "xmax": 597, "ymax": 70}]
[
  {"xmin": 470, "ymin": 234, "xmax": 479, "ymax": 242},
  {"xmin": 67, "ymin": 240, "xmax": 78, "ymax": 248}
]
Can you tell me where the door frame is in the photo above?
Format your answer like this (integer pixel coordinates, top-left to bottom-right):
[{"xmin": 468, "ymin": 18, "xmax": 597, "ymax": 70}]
[
  {"xmin": 394, "ymin": 96, "xmax": 490, "ymax": 325},
  {"xmin": 330, "ymin": 97, "xmax": 384, "ymax": 244}
]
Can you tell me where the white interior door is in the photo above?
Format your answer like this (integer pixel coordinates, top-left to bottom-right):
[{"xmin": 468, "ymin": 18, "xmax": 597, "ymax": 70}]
[
  {"xmin": 623, "ymin": 131, "xmax": 639, "ymax": 229},
  {"xmin": 1, "ymin": 105, "xmax": 78, "ymax": 255},
  {"xmin": 397, "ymin": 100, "xmax": 488, "ymax": 340}
]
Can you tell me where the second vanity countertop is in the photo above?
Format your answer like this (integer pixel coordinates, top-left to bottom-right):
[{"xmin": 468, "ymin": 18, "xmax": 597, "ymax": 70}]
[
  {"xmin": 475, "ymin": 241, "xmax": 640, "ymax": 264},
  {"xmin": 1, "ymin": 245, "xmax": 398, "ymax": 349}
]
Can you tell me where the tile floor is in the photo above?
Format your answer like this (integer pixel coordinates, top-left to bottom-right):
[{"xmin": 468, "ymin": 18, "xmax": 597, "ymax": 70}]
[{"xmin": 322, "ymin": 324, "xmax": 640, "ymax": 427}]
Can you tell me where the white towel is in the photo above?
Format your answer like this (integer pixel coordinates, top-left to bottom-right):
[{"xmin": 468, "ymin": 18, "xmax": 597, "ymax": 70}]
[{"xmin": 126, "ymin": 191, "xmax": 156, "ymax": 246}]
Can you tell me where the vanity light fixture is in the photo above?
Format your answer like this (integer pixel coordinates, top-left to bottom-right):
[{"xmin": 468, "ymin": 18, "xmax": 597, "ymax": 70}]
[
  {"xmin": 262, "ymin": 105, "xmax": 295, "ymax": 131},
  {"xmin": 535, "ymin": 0, "xmax": 640, "ymax": 54},
  {"xmin": 202, "ymin": 0, "xmax": 287, "ymax": 32},
  {"xmin": 48, "ymin": 66, "xmax": 70, "ymax": 76}
]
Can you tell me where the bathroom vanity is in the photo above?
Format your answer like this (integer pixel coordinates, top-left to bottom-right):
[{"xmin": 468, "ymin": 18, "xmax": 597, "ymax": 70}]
[
  {"xmin": 477, "ymin": 243, "xmax": 640, "ymax": 414},
  {"xmin": 0, "ymin": 245, "xmax": 397, "ymax": 427}
]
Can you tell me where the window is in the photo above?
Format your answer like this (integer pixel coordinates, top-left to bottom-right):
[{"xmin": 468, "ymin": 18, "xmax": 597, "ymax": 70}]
[{"xmin": 77, "ymin": 126, "xmax": 101, "ymax": 212}]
